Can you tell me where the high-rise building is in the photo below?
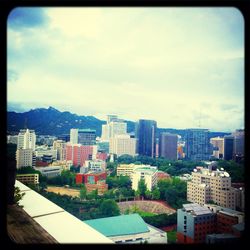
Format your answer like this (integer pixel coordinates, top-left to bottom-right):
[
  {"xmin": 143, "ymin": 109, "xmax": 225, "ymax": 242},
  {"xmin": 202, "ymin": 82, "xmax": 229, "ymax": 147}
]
[
  {"xmin": 109, "ymin": 134, "xmax": 136, "ymax": 157},
  {"xmin": 109, "ymin": 121, "xmax": 127, "ymax": 139},
  {"xmin": 17, "ymin": 129, "xmax": 36, "ymax": 151},
  {"xmin": 210, "ymin": 137, "xmax": 224, "ymax": 159},
  {"xmin": 185, "ymin": 129, "xmax": 211, "ymax": 161},
  {"xmin": 232, "ymin": 129, "xmax": 244, "ymax": 161},
  {"xmin": 223, "ymin": 135, "xmax": 234, "ymax": 160},
  {"xmin": 16, "ymin": 148, "xmax": 35, "ymax": 168},
  {"xmin": 70, "ymin": 129, "xmax": 78, "ymax": 144},
  {"xmin": 187, "ymin": 165, "xmax": 236, "ymax": 209},
  {"xmin": 53, "ymin": 140, "xmax": 66, "ymax": 161},
  {"xmin": 135, "ymin": 119, "xmax": 157, "ymax": 157},
  {"xmin": 101, "ymin": 115, "xmax": 127, "ymax": 141},
  {"xmin": 66, "ymin": 143, "xmax": 97, "ymax": 167},
  {"xmin": 78, "ymin": 129, "xmax": 96, "ymax": 145},
  {"xmin": 159, "ymin": 133, "xmax": 178, "ymax": 160}
]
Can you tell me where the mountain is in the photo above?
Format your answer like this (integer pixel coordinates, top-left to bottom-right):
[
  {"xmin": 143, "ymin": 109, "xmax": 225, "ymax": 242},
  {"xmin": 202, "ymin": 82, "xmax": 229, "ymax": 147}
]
[
  {"xmin": 7, "ymin": 107, "xmax": 136, "ymax": 137},
  {"xmin": 7, "ymin": 107, "xmax": 230, "ymax": 138}
]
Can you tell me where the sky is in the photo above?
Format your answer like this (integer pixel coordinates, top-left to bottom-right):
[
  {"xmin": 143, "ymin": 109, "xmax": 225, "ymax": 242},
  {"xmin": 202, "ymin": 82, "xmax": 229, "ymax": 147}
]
[{"xmin": 7, "ymin": 7, "xmax": 244, "ymax": 132}]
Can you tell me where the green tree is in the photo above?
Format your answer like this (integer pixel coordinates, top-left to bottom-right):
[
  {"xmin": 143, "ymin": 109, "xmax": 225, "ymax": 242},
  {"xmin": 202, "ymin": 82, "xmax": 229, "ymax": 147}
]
[
  {"xmin": 99, "ymin": 199, "xmax": 120, "ymax": 217},
  {"xmin": 152, "ymin": 187, "xmax": 160, "ymax": 200},
  {"xmin": 138, "ymin": 179, "xmax": 147, "ymax": 197},
  {"xmin": 145, "ymin": 190, "xmax": 152, "ymax": 199},
  {"xmin": 14, "ymin": 187, "xmax": 25, "ymax": 207},
  {"xmin": 79, "ymin": 185, "xmax": 87, "ymax": 201}
]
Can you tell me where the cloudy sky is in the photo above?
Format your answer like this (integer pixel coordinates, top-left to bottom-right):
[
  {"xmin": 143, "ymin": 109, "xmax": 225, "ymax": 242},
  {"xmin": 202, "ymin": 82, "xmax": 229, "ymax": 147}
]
[{"xmin": 7, "ymin": 7, "xmax": 244, "ymax": 132}]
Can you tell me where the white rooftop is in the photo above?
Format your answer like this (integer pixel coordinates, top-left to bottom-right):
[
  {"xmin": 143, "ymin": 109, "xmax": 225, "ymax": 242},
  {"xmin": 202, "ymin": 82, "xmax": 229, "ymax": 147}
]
[
  {"xmin": 15, "ymin": 180, "xmax": 113, "ymax": 244},
  {"xmin": 183, "ymin": 203, "xmax": 212, "ymax": 216}
]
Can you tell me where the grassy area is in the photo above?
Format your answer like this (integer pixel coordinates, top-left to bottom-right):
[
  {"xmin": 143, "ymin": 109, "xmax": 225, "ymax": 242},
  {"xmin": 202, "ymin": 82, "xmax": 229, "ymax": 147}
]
[
  {"xmin": 137, "ymin": 211, "xmax": 156, "ymax": 217},
  {"xmin": 167, "ymin": 230, "xmax": 177, "ymax": 244}
]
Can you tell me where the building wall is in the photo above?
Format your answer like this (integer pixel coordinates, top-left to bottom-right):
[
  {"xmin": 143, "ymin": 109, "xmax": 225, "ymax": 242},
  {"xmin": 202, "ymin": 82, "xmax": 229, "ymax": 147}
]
[
  {"xmin": 210, "ymin": 137, "xmax": 224, "ymax": 159},
  {"xmin": 135, "ymin": 119, "xmax": 157, "ymax": 157},
  {"xmin": 16, "ymin": 174, "xmax": 39, "ymax": 184},
  {"xmin": 70, "ymin": 129, "xmax": 78, "ymax": 144},
  {"xmin": 185, "ymin": 129, "xmax": 211, "ymax": 161},
  {"xmin": 224, "ymin": 136, "xmax": 234, "ymax": 160},
  {"xmin": 187, "ymin": 168, "xmax": 236, "ymax": 209},
  {"xmin": 109, "ymin": 134, "xmax": 136, "ymax": 157},
  {"xmin": 17, "ymin": 129, "xmax": 36, "ymax": 151},
  {"xmin": 16, "ymin": 148, "xmax": 34, "ymax": 168},
  {"xmin": 159, "ymin": 133, "xmax": 178, "ymax": 160}
]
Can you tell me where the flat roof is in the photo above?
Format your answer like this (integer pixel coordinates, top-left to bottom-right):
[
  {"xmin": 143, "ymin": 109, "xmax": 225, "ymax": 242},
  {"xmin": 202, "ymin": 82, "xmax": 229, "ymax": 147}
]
[
  {"xmin": 183, "ymin": 203, "xmax": 212, "ymax": 215},
  {"xmin": 15, "ymin": 180, "xmax": 113, "ymax": 244},
  {"xmin": 84, "ymin": 214, "xmax": 149, "ymax": 237}
]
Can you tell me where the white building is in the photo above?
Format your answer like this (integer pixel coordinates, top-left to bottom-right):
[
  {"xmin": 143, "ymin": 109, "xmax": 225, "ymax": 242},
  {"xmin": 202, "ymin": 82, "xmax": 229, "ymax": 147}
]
[
  {"xmin": 109, "ymin": 134, "xmax": 136, "ymax": 157},
  {"xmin": 101, "ymin": 115, "xmax": 127, "ymax": 141},
  {"xmin": 35, "ymin": 146, "xmax": 57, "ymax": 160},
  {"xmin": 16, "ymin": 148, "xmax": 35, "ymax": 168},
  {"xmin": 7, "ymin": 135, "xmax": 18, "ymax": 144},
  {"xmin": 70, "ymin": 128, "xmax": 78, "ymax": 144},
  {"xmin": 109, "ymin": 121, "xmax": 127, "ymax": 139},
  {"xmin": 34, "ymin": 166, "xmax": 63, "ymax": 178},
  {"xmin": 84, "ymin": 160, "xmax": 106, "ymax": 172},
  {"xmin": 17, "ymin": 129, "xmax": 36, "ymax": 151},
  {"xmin": 53, "ymin": 140, "xmax": 66, "ymax": 161},
  {"xmin": 131, "ymin": 166, "xmax": 158, "ymax": 191},
  {"xmin": 117, "ymin": 163, "xmax": 141, "ymax": 178},
  {"xmin": 210, "ymin": 137, "xmax": 224, "ymax": 159}
]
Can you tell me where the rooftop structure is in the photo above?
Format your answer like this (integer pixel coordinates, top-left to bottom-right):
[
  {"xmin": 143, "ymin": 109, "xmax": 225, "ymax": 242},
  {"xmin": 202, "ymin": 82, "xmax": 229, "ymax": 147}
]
[
  {"xmin": 84, "ymin": 214, "xmax": 167, "ymax": 244},
  {"xmin": 12, "ymin": 180, "xmax": 113, "ymax": 244}
]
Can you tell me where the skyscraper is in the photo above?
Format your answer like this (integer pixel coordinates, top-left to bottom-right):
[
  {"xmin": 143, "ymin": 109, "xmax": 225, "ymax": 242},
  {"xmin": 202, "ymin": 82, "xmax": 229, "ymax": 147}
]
[
  {"xmin": 185, "ymin": 129, "xmax": 211, "ymax": 161},
  {"xmin": 223, "ymin": 135, "xmax": 234, "ymax": 161},
  {"xmin": 78, "ymin": 129, "xmax": 96, "ymax": 145},
  {"xmin": 159, "ymin": 133, "xmax": 178, "ymax": 160},
  {"xmin": 135, "ymin": 119, "xmax": 157, "ymax": 157},
  {"xmin": 17, "ymin": 129, "xmax": 36, "ymax": 151},
  {"xmin": 70, "ymin": 128, "xmax": 78, "ymax": 144}
]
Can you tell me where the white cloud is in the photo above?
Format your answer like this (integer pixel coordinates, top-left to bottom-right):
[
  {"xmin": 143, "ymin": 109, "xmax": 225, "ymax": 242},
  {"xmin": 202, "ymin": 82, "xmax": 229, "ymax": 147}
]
[{"xmin": 7, "ymin": 7, "xmax": 244, "ymax": 132}]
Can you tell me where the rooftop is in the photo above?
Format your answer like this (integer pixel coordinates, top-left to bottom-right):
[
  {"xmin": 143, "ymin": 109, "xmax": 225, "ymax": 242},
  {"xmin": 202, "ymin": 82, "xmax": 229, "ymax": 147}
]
[
  {"xmin": 11, "ymin": 180, "xmax": 113, "ymax": 244},
  {"xmin": 183, "ymin": 203, "xmax": 212, "ymax": 216},
  {"xmin": 84, "ymin": 214, "xmax": 150, "ymax": 237}
]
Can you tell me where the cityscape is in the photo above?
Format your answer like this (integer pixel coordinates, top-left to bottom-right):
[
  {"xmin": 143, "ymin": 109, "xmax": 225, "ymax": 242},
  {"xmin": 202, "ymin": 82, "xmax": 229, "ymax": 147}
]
[{"xmin": 6, "ymin": 7, "xmax": 244, "ymax": 245}]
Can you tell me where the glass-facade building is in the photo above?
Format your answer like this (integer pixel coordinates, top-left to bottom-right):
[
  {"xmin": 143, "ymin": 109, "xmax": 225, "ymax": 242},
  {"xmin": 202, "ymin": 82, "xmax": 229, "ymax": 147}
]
[
  {"xmin": 135, "ymin": 119, "xmax": 157, "ymax": 158},
  {"xmin": 185, "ymin": 129, "xmax": 211, "ymax": 161}
]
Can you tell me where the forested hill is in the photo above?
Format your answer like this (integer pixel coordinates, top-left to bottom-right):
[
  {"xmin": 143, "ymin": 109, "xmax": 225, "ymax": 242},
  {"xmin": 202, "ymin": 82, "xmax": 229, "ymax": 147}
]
[{"xmin": 7, "ymin": 107, "xmax": 230, "ymax": 138}]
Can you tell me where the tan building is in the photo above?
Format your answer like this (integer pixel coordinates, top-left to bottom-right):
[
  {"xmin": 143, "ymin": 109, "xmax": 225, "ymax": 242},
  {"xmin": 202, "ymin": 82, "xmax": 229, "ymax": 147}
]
[
  {"xmin": 53, "ymin": 140, "xmax": 66, "ymax": 161},
  {"xmin": 85, "ymin": 181, "xmax": 108, "ymax": 195},
  {"xmin": 210, "ymin": 137, "xmax": 224, "ymax": 159},
  {"xmin": 116, "ymin": 163, "xmax": 141, "ymax": 178},
  {"xmin": 187, "ymin": 166, "xmax": 236, "ymax": 209},
  {"xmin": 16, "ymin": 174, "xmax": 39, "ymax": 185},
  {"xmin": 16, "ymin": 148, "xmax": 35, "ymax": 168},
  {"xmin": 109, "ymin": 134, "xmax": 136, "ymax": 157}
]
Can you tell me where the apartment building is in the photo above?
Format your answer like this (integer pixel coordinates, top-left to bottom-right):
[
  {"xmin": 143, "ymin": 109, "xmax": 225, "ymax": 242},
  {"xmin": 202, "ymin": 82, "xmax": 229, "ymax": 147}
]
[{"xmin": 187, "ymin": 166, "xmax": 236, "ymax": 209}]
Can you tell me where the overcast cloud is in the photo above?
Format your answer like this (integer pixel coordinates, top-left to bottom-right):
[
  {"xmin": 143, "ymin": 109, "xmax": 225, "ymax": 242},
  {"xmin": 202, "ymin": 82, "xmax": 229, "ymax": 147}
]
[{"xmin": 7, "ymin": 7, "xmax": 244, "ymax": 132}]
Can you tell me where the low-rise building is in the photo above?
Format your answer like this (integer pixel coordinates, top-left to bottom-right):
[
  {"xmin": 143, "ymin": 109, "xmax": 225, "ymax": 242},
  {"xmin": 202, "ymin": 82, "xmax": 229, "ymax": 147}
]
[
  {"xmin": 132, "ymin": 166, "xmax": 158, "ymax": 191},
  {"xmin": 34, "ymin": 166, "xmax": 62, "ymax": 178},
  {"xmin": 16, "ymin": 174, "xmax": 39, "ymax": 185},
  {"xmin": 84, "ymin": 214, "xmax": 167, "ymax": 244},
  {"xmin": 177, "ymin": 203, "xmax": 216, "ymax": 243}
]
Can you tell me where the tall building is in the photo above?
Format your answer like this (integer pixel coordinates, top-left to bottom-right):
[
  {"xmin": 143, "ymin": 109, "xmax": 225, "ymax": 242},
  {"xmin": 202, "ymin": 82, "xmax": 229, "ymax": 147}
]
[
  {"xmin": 232, "ymin": 129, "xmax": 244, "ymax": 161},
  {"xmin": 70, "ymin": 129, "xmax": 78, "ymax": 144},
  {"xmin": 17, "ymin": 129, "xmax": 36, "ymax": 151},
  {"xmin": 177, "ymin": 203, "xmax": 216, "ymax": 243},
  {"xmin": 223, "ymin": 135, "xmax": 234, "ymax": 160},
  {"xmin": 109, "ymin": 121, "xmax": 127, "ymax": 139},
  {"xmin": 101, "ymin": 115, "xmax": 127, "ymax": 141},
  {"xmin": 135, "ymin": 119, "xmax": 157, "ymax": 158},
  {"xmin": 78, "ymin": 129, "xmax": 96, "ymax": 145},
  {"xmin": 16, "ymin": 148, "xmax": 35, "ymax": 168},
  {"xmin": 109, "ymin": 134, "xmax": 136, "ymax": 157},
  {"xmin": 159, "ymin": 133, "xmax": 177, "ymax": 160},
  {"xmin": 53, "ymin": 140, "xmax": 66, "ymax": 161},
  {"xmin": 66, "ymin": 143, "xmax": 97, "ymax": 167},
  {"xmin": 185, "ymin": 129, "xmax": 211, "ymax": 161},
  {"xmin": 210, "ymin": 137, "xmax": 224, "ymax": 159},
  {"xmin": 187, "ymin": 165, "xmax": 236, "ymax": 209}
]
